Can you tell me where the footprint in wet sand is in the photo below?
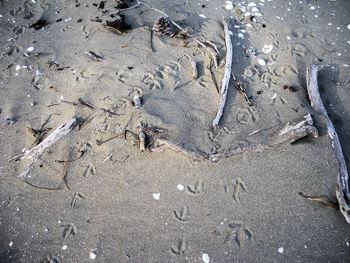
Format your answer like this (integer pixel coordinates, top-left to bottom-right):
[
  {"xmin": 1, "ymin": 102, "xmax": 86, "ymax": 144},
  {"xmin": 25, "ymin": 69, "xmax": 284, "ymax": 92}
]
[
  {"xmin": 187, "ymin": 180, "xmax": 205, "ymax": 195},
  {"xmin": 174, "ymin": 206, "xmax": 190, "ymax": 222},
  {"xmin": 170, "ymin": 238, "xmax": 189, "ymax": 255}
]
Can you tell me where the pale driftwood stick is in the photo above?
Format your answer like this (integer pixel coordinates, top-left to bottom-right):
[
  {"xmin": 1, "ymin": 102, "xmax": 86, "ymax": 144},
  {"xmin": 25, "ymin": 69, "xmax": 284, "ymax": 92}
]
[
  {"xmin": 151, "ymin": 114, "xmax": 317, "ymax": 163},
  {"xmin": 210, "ymin": 113, "xmax": 318, "ymax": 162},
  {"xmin": 151, "ymin": 138, "xmax": 209, "ymax": 162},
  {"xmin": 212, "ymin": 18, "xmax": 233, "ymax": 129},
  {"xmin": 191, "ymin": 60, "xmax": 198, "ymax": 80},
  {"xmin": 23, "ymin": 118, "xmax": 76, "ymax": 161},
  {"xmin": 133, "ymin": 95, "xmax": 146, "ymax": 152},
  {"xmin": 19, "ymin": 118, "xmax": 76, "ymax": 177},
  {"xmin": 117, "ymin": 0, "xmax": 218, "ymax": 67},
  {"xmin": 306, "ymin": 65, "xmax": 350, "ymax": 223}
]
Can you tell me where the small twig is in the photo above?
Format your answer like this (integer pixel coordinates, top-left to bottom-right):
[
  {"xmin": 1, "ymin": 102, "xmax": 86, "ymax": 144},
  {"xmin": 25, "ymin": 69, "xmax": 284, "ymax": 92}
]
[
  {"xmin": 212, "ymin": 17, "xmax": 232, "ymax": 129},
  {"xmin": 134, "ymin": 95, "xmax": 146, "ymax": 151},
  {"xmin": 11, "ymin": 174, "xmax": 61, "ymax": 191},
  {"xmin": 149, "ymin": 28, "xmax": 154, "ymax": 53},
  {"xmin": 232, "ymin": 73, "xmax": 252, "ymax": 106},
  {"xmin": 331, "ymin": 78, "xmax": 349, "ymax": 86},
  {"xmin": 298, "ymin": 192, "xmax": 338, "ymax": 209}
]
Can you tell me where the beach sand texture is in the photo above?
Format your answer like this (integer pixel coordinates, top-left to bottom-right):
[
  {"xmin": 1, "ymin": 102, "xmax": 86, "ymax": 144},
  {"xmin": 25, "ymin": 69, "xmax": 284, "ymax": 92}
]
[{"xmin": 0, "ymin": 0, "xmax": 350, "ymax": 262}]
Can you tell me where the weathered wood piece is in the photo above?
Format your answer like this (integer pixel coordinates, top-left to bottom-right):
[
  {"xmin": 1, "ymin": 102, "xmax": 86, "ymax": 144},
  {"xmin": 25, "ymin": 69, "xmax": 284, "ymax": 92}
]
[
  {"xmin": 212, "ymin": 18, "xmax": 233, "ymax": 129},
  {"xmin": 306, "ymin": 65, "xmax": 350, "ymax": 223},
  {"xmin": 209, "ymin": 113, "xmax": 318, "ymax": 162},
  {"xmin": 18, "ymin": 118, "xmax": 76, "ymax": 177}
]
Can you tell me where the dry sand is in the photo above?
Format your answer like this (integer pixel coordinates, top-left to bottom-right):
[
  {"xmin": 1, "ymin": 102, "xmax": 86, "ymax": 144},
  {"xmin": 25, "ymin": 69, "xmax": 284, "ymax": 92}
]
[{"xmin": 0, "ymin": 0, "xmax": 350, "ymax": 262}]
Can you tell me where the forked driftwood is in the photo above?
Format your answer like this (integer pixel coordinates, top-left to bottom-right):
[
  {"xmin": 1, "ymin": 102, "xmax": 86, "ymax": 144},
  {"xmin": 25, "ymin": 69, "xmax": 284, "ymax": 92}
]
[
  {"xmin": 306, "ymin": 65, "xmax": 350, "ymax": 223},
  {"xmin": 212, "ymin": 18, "xmax": 233, "ymax": 129},
  {"xmin": 117, "ymin": 0, "xmax": 218, "ymax": 67},
  {"xmin": 11, "ymin": 118, "xmax": 76, "ymax": 177},
  {"xmin": 151, "ymin": 114, "xmax": 318, "ymax": 163}
]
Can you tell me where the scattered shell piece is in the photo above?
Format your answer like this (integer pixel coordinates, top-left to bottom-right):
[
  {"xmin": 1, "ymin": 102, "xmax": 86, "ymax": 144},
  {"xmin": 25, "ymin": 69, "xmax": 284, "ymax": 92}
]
[
  {"xmin": 199, "ymin": 14, "xmax": 206, "ymax": 18},
  {"xmin": 238, "ymin": 33, "xmax": 245, "ymax": 39},
  {"xmin": 177, "ymin": 184, "xmax": 184, "ymax": 191},
  {"xmin": 225, "ymin": 1, "xmax": 234, "ymax": 10},
  {"xmin": 244, "ymin": 69, "xmax": 253, "ymax": 77},
  {"xmin": 0, "ymin": 14, "xmax": 3, "ymax": 18},
  {"xmin": 248, "ymin": 2, "xmax": 256, "ymax": 7},
  {"xmin": 9, "ymin": 241, "xmax": 13, "ymax": 247},
  {"xmin": 251, "ymin": 7, "xmax": 259, "ymax": 12},
  {"xmin": 278, "ymin": 247, "xmax": 284, "ymax": 254},
  {"xmin": 262, "ymin": 44, "xmax": 273, "ymax": 54},
  {"xmin": 153, "ymin": 193, "xmax": 160, "ymax": 200},
  {"xmin": 62, "ymin": 245, "xmax": 67, "ymax": 250},
  {"xmin": 202, "ymin": 253, "xmax": 210, "ymax": 263},
  {"xmin": 347, "ymin": 24, "xmax": 350, "ymax": 30},
  {"xmin": 258, "ymin": 58, "xmax": 266, "ymax": 66},
  {"xmin": 15, "ymin": 65, "xmax": 21, "ymax": 71},
  {"xmin": 26, "ymin": 46, "xmax": 34, "ymax": 52},
  {"xmin": 90, "ymin": 252, "xmax": 97, "ymax": 259}
]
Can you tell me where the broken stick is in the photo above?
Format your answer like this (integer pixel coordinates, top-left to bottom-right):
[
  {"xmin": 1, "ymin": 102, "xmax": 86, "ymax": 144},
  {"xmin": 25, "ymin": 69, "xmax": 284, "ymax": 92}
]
[
  {"xmin": 212, "ymin": 17, "xmax": 233, "ymax": 129},
  {"xmin": 11, "ymin": 118, "xmax": 76, "ymax": 177},
  {"xmin": 133, "ymin": 95, "xmax": 146, "ymax": 152},
  {"xmin": 306, "ymin": 65, "xmax": 350, "ymax": 223}
]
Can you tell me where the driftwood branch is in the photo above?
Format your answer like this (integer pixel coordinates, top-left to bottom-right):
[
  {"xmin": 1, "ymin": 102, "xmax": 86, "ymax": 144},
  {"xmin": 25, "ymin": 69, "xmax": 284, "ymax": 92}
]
[
  {"xmin": 14, "ymin": 118, "xmax": 76, "ymax": 177},
  {"xmin": 117, "ymin": 0, "xmax": 218, "ymax": 67},
  {"xmin": 306, "ymin": 65, "xmax": 350, "ymax": 223},
  {"xmin": 210, "ymin": 113, "xmax": 318, "ymax": 162},
  {"xmin": 151, "ymin": 114, "xmax": 318, "ymax": 163},
  {"xmin": 212, "ymin": 18, "xmax": 233, "ymax": 129}
]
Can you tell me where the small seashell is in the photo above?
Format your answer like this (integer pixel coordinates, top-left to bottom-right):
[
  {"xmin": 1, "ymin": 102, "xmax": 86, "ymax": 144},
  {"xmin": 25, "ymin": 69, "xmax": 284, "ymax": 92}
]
[
  {"xmin": 262, "ymin": 44, "xmax": 273, "ymax": 54},
  {"xmin": 225, "ymin": 1, "xmax": 234, "ymax": 10},
  {"xmin": 258, "ymin": 58, "xmax": 266, "ymax": 66},
  {"xmin": 153, "ymin": 193, "xmax": 160, "ymax": 200},
  {"xmin": 177, "ymin": 184, "xmax": 184, "ymax": 191},
  {"xmin": 90, "ymin": 252, "xmax": 97, "ymax": 259},
  {"xmin": 202, "ymin": 253, "xmax": 210, "ymax": 263},
  {"xmin": 244, "ymin": 69, "xmax": 253, "ymax": 77},
  {"xmin": 26, "ymin": 46, "xmax": 34, "ymax": 52}
]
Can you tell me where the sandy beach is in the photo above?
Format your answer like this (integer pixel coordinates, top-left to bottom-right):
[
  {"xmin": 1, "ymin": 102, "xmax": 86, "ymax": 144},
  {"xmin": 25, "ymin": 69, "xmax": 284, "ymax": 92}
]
[{"xmin": 0, "ymin": 0, "xmax": 350, "ymax": 262}]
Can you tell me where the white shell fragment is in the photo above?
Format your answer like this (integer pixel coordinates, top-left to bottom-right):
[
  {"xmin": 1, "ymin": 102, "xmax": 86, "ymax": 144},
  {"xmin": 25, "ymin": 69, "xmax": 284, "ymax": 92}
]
[
  {"xmin": 90, "ymin": 252, "xmax": 97, "ymax": 259},
  {"xmin": 262, "ymin": 44, "xmax": 273, "ymax": 54},
  {"xmin": 258, "ymin": 58, "xmax": 266, "ymax": 66},
  {"xmin": 202, "ymin": 253, "xmax": 210, "ymax": 263},
  {"xmin": 153, "ymin": 193, "xmax": 160, "ymax": 200},
  {"xmin": 177, "ymin": 184, "xmax": 184, "ymax": 191},
  {"xmin": 347, "ymin": 24, "xmax": 350, "ymax": 30},
  {"xmin": 278, "ymin": 247, "xmax": 284, "ymax": 254},
  {"xmin": 244, "ymin": 69, "xmax": 253, "ymax": 77},
  {"xmin": 225, "ymin": 1, "xmax": 234, "ymax": 10},
  {"xmin": 26, "ymin": 46, "xmax": 34, "ymax": 52}
]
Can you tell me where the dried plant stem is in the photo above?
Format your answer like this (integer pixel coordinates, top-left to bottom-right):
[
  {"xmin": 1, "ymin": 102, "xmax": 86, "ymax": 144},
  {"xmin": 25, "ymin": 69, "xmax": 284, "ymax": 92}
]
[
  {"xmin": 306, "ymin": 65, "xmax": 350, "ymax": 223},
  {"xmin": 133, "ymin": 95, "xmax": 146, "ymax": 152},
  {"xmin": 212, "ymin": 18, "xmax": 232, "ymax": 129},
  {"xmin": 117, "ymin": 0, "xmax": 218, "ymax": 67}
]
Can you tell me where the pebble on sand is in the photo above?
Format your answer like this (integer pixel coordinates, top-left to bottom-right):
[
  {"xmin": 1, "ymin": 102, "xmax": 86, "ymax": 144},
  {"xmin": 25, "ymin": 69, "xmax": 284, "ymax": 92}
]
[
  {"xmin": 278, "ymin": 247, "xmax": 284, "ymax": 254},
  {"xmin": 258, "ymin": 58, "xmax": 266, "ymax": 66}
]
